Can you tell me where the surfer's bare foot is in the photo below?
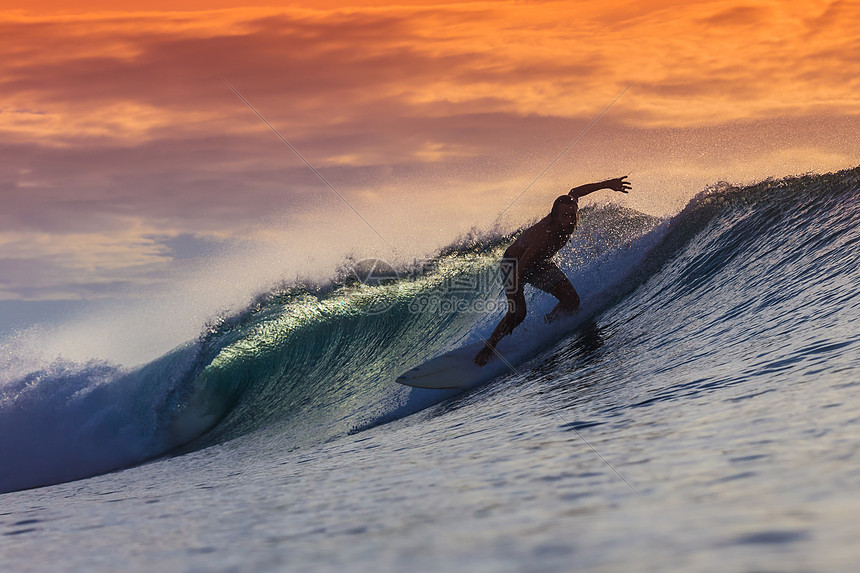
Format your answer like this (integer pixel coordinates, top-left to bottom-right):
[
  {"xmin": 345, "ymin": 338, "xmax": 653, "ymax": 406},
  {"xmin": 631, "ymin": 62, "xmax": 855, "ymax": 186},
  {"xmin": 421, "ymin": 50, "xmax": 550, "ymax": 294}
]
[
  {"xmin": 545, "ymin": 304, "xmax": 578, "ymax": 324},
  {"xmin": 474, "ymin": 344, "xmax": 494, "ymax": 366},
  {"xmin": 544, "ymin": 308, "xmax": 566, "ymax": 323}
]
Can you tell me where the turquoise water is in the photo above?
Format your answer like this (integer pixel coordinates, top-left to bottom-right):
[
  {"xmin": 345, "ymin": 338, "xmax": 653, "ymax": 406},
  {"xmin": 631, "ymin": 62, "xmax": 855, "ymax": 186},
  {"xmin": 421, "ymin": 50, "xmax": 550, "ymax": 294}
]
[{"xmin": 2, "ymin": 168, "xmax": 860, "ymax": 571}]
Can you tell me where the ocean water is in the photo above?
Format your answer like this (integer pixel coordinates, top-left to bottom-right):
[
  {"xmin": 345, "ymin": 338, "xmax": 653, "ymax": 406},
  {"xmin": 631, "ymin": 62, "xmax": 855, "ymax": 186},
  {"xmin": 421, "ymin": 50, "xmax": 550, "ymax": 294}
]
[{"xmin": 2, "ymin": 168, "xmax": 860, "ymax": 571}]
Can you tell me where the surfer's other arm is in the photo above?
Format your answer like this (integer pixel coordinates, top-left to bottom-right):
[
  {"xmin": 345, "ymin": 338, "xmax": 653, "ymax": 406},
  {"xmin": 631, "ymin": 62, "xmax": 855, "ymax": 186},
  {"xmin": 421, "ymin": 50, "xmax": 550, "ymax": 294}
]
[{"xmin": 568, "ymin": 176, "xmax": 631, "ymax": 198}]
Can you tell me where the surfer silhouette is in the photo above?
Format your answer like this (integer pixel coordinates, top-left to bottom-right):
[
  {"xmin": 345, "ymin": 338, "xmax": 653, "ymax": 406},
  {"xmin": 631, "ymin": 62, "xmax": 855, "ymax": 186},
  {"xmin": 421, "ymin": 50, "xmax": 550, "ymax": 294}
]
[{"xmin": 474, "ymin": 177, "xmax": 631, "ymax": 366}]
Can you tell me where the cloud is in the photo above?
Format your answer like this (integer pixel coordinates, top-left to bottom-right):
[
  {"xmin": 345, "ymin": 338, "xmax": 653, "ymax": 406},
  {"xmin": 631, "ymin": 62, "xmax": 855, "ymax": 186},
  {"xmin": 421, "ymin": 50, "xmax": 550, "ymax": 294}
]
[
  {"xmin": 0, "ymin": 226, "xmax": 253, "ymax": 300},
  {"xmin": 699, "ymin": 4, "xmax": 769, "ymax": 26},
  {"xmin": 0, "ymin": 1, "xmax": 858, "ymax": 302},
  {"xmin": 2, "ymin": 2, "xmax": 856, "ymax": 136}
]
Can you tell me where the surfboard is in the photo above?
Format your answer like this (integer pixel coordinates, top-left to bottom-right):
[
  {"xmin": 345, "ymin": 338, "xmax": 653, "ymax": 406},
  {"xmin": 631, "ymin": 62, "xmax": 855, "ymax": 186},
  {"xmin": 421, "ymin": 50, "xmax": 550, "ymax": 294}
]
[
  {"xmin": 394, "ymin": 303, "xmax": 593, "ymax": 390},
  {"xmin": 395, "ymin": 340, "xmax": 503, "ymax": 389},
  {"xmin": 394, "ymin": 332, "xmax": 548, "ymax": 390}
]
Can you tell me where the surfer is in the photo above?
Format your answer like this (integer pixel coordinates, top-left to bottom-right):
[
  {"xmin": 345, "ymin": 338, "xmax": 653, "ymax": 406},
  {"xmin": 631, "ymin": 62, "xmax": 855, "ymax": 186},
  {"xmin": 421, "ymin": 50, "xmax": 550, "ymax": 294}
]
[{"xmin": 474, "ymin": 177, "xmax": 631, "ymax": 366}]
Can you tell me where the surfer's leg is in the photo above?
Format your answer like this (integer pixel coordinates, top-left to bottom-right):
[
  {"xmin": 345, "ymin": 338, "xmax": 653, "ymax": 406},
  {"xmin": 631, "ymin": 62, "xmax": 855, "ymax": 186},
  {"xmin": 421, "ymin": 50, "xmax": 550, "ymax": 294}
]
[
  {"xmin": 475, "ymin": 290, "xmax": 526, "ymax": 366},
  {"xmin": 525, "ymin": 261, "xmax": 578, "ymax": 322},
  {"xmin": 499, "ymin": 290, "xmax": 527, "ymax": 335},
  {"xmin": 545, "ymin": 279, "xmax": 580, "ymax": 323}
]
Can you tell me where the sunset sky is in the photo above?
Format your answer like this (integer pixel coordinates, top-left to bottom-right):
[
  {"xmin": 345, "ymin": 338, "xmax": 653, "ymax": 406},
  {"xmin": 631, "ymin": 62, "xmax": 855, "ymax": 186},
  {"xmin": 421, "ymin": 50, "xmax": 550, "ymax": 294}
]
[{"xmin": 1, "ymin": 0, "xmax": 858, "ymax": 336}]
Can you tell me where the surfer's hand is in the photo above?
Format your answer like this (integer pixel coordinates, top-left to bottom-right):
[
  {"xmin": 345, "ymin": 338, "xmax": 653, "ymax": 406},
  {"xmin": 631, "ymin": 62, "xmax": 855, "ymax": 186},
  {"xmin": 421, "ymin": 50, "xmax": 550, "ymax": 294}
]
[{"xmin": 606, "ymin": 176, "xmax": 631, "ymax": 193}]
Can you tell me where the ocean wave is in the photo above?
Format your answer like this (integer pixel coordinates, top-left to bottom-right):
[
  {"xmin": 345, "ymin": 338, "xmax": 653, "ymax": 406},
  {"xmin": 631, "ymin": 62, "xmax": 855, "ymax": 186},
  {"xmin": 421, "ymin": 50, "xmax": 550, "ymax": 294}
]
[{"xmin": 2, "ymin": 166, "xmax": 858, "ymax": 494}]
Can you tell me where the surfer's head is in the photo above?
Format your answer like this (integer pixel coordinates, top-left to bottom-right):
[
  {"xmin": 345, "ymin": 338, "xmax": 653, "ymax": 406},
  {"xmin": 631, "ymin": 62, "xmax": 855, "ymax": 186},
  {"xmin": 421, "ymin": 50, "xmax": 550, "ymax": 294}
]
[{"xmin": 550, "ymin": 195, "xmax": 578, "ymax": 226}]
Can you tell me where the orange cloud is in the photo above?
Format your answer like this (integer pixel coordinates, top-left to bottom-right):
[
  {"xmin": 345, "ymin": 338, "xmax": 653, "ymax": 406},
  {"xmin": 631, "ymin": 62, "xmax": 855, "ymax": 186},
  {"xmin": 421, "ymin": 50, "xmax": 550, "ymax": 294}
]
[
  {"xmin": 1, "ymin": 1, "xmax": 857, "ymax": 143},
  {"xmin": 0, "ymin": 1, "xmax": 858, "ymax": 301}
]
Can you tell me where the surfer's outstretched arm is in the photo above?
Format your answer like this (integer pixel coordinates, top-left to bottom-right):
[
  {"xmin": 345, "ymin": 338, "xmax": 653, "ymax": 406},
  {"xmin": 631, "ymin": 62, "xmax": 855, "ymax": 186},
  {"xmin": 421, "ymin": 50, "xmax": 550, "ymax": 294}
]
[{"xmin": 569, "ymin": 176, "xmax": 631, "ymax": 198}]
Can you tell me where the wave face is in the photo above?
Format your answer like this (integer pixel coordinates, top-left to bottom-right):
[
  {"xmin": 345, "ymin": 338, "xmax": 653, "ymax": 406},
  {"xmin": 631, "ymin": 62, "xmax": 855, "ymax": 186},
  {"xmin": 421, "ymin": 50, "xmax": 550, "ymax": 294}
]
[{"xmin": 1, "ymin": 167, "xmax": 858, "ymax": 494}]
